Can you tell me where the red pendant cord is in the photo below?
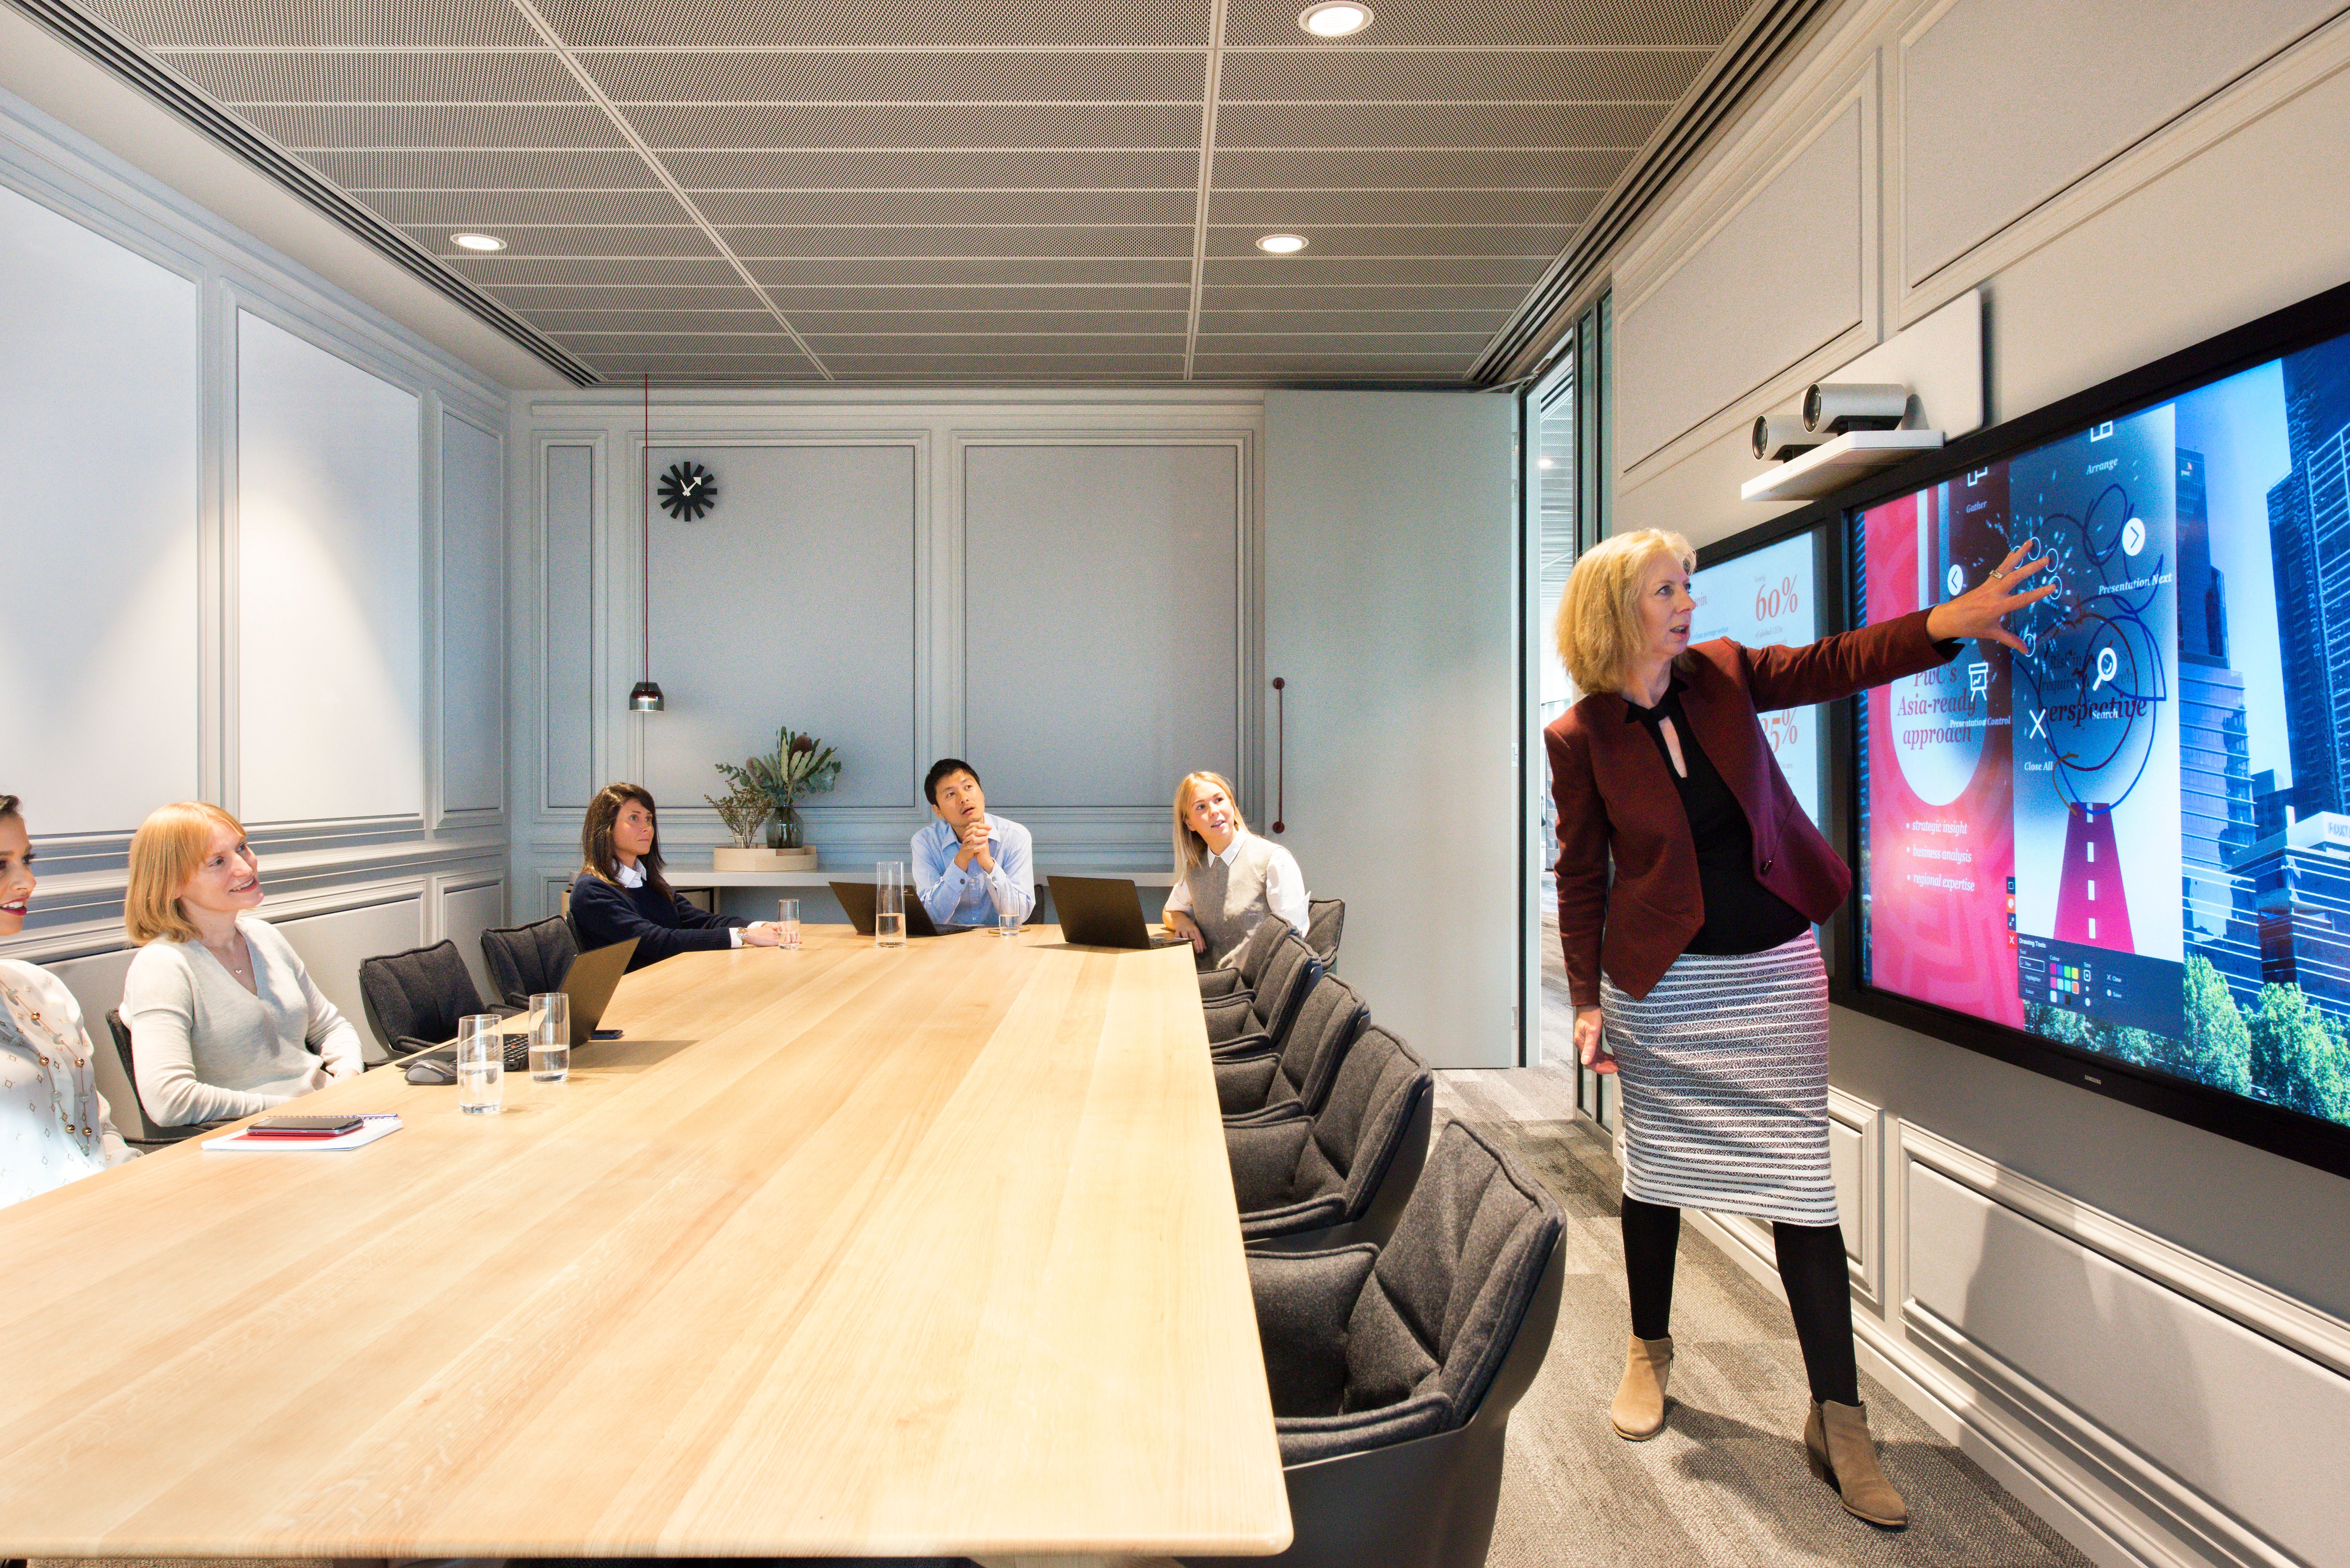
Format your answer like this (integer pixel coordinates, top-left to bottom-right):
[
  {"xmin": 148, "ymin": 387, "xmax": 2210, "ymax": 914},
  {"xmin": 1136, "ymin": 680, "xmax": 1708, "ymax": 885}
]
[{"xmin": 642, "ymin": 372, "xmax": 651, "ymax": 686}]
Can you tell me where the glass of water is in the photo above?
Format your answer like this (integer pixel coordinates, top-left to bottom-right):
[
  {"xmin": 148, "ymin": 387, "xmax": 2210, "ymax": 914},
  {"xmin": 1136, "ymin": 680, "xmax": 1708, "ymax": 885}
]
[
  {"xmin": 996, "ymin": 902, "xmax": 1020, "ymax": 939},
  {"xmin": 456, "ymin": 1014, "xmax": 504, "ymax": 1115},
  {"xmin": 777, "ymin": 898, "xmax": 801, "ymax": 949},
  {"xmin": 529, "ymin": 991, "xmax": 570, "ymax": 1082},
  {"xmin": 875, "ymin": 862, "xmax": 907, "ymax": 948}
]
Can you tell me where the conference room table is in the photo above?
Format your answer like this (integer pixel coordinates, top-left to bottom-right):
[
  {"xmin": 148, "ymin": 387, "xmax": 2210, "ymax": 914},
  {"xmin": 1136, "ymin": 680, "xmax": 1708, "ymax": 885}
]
[{"xmin": 0, "ymin": 926, "xmax": 1291, "ymax": 1567}]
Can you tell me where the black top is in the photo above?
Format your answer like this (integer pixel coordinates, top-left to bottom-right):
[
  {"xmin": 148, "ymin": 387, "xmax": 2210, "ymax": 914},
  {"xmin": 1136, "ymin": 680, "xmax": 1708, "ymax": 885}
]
[
  {"xmin": 568, "ymin": 871, "xmax": 743, "ymax": 972},
  {"xmin": 1622, "ymin": 676, "xmax": 1810, "ymax": 956}
]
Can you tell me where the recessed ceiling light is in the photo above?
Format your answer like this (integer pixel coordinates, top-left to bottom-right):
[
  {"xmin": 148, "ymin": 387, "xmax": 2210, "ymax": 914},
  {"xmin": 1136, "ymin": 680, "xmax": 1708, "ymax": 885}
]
[
  {"xmin": 450, "ymin": 232, "xmax": 507, "ymax": 252},
  {"xmin": 1537, "ymin": 457, "xmax": 1554, "ymax": 469},
  {"xmin": 1299, "ymin": 1, "xmax": 1372, "ymax": 36},
  {"xmin": 1256, "ymin": 233, "xmax": 1310, "ymax": 254}
]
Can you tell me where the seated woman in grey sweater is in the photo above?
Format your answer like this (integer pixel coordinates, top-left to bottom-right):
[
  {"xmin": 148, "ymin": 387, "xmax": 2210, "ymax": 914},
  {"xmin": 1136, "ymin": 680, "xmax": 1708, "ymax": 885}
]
[{"xmin": 119, "ymin": 802, "xmax": 364, "ymax": 1127}]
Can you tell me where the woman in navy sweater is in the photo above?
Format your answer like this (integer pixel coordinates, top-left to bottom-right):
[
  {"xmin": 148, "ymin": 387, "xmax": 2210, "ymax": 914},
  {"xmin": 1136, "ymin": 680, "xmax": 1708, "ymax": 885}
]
[{"xmin": 570, "ymin": 783, "xmax": 780, "ymax": 970}]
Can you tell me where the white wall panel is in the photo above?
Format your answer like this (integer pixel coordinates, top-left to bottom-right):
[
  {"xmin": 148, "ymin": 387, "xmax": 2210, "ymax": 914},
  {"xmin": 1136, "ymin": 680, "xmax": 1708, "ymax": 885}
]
[
  {"xmin": 540, "ymin": 445, "xmax": 595, "ymax": 811},
  {"xmin": 1906, "ymin": 1161, "xmax": 2350, "ymax": 1567},
  {"xmin": 438, "ymin": 877, "xmax": 507, "ymax": 1004},
  {"xmin": 439, "ymin": 412, "xmax": 505, "ymax": 815},
  {"xmin": 266, "ymin": 895, "xmax": 424, "ymax": 1063},
  {"xmin": 0, "ymin": 181, "xmax": 201, "ymax": 835},
  {"xmin": 642, "ymin": 443, "xmax": 917, "ymax": 809},
  {"xmin": 1901, "ymin": 0, "xmax": 2339, "ymax": 285},
  {"xmin": 964, "ymin": 444, "xmax": 1240, "ymax": 808},
  {"xmin": 1617, "ymin": 99, "xmax": 1865, "ymax": 467},
  {"xmin": 236, "ymin": 310, "xmax": 422, "ymax": 824}
]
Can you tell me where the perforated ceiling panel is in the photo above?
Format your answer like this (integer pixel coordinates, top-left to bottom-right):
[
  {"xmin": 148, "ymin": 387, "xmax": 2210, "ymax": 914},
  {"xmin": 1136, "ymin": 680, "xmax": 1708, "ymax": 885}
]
[{"xmin": 30, "ymin": 0, "xmax": 1775, "ymax": 384}]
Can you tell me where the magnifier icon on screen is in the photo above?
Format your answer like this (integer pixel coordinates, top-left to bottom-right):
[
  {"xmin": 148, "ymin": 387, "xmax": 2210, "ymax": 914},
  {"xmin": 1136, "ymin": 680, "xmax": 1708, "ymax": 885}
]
[{"xmin": 2091, "ymin": 645, "xmax": 2118, "ymax": 691}]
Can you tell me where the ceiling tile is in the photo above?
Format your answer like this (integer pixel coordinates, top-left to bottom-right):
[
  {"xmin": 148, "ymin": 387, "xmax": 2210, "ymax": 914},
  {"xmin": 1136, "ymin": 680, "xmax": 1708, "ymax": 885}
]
[
  {"xmin": 295, "ymin": 148, "xmax": 656, "ymax": 187},
  {"xmin": 484, "ymin": 283, "xmax": 773, "ymax": 310},
  {"xmin": 83, "ymin": 0, "xmax": 540, "ymax": 47},
  {"xmin": 160, "ymin": 49, "xmax": 586, "ymax": 103},
  {"xmin": 626, "ymin": 102, "xmax": 1202, "ymax": 151},
  {"xmin": 790, "ymin": 309, "xmax": 1192, "ymax": 334},
  {"xmin": 1198, "ymin": 306, "xmax": 1513, "ymax": 332},
  {"xmin": 237, "ymin": 103, "xmax": 630, "ymax": 150},
  {"xmin": 664, "ymin": 147, "xmax": 1202, "ymax": 189},
  {"xmin": 358, "ymin": 187, "xmax": 691, "ymax": 224},
  {"xmin": 403, "ymin": 223, "xmax": 723, "ymax": 258},
  {"xmin": 1202, "ymin": 282, "xmax": 1531, "ymax": 310},
  {"xmin": 758, "ymin": 285, "xmax": 1195, "ymax": 312},
  {"xmin": 1209, "ymin": 187, "xmax": 1601, "ymax": 225},
  {"xmin": 802, "ymin": 334, "xmax": 1187, "ymax": 355},
  {"xmin": 581, "ymin": 353, "xmax": 826, "ymax": 376},
  {"xmin": 692, "ymin": 188, "xmax": 1197, "ymax": 225},
  {"xmin": 442, "ymin": 254, "xmax": 744, "ymax": 285},
  {"xmin": 534, "ymin": 0, "xmax": 1213, "ymax": 48},
  {"xmin": 1204, "ymin": 224, "xmax": 1574, "ymax": 257},
  {"xmin": 1194, "ymin": 330, "xmax": 1492, "ymax": 352},
  {"xmin": 1205, "ymin": 254, "xmax": 1551, "ymax": 286},
  {"xmin": 1221, "ymin": 0, "xmax": 1751, "ymax": 48},
  {"xmin": 744, "ymin": 257, "xmax": 1194, "ymax": 287},
  {"xmin": 1214, "ymin": 101, "xmax": 1668, "ymax": 148},
  {"xmin": 1213, "ymin": 148, "xmax": 1626, "ymax": 189},
  {"xmin": 1219, "ymin": 47, "xmax": 1708, "ymax": 101},
  {"xmin": 524, "ymin": 308, "xmax": 786, "ymax": 333},
  {"xmin": 578, "ymin": 50, "xmax": 1207, "ymax": 102},
  {"xmin": 721, "ymin": 226, "xmax": 1197, "ymax": 258}
]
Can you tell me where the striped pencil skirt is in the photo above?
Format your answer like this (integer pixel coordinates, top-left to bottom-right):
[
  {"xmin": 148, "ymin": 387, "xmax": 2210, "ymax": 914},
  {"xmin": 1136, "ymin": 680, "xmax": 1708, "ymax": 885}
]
[{"xmin": 1598, "ymin": 932, "xmax": 1837, "ymax": 1226}]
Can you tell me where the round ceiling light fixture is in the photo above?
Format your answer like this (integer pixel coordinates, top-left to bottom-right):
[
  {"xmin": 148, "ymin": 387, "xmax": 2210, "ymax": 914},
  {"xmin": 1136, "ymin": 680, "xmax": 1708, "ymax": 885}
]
[
  {"xmin": 1298, "ymin": 1, "xmax": 1372, "ymax": 36},
  {"xmin": 1255, "ymin": 233, "xmax": 1310, "ymax": 254},
  {"xmin": 450, "ymin": 232, "xmax": 507, "ymax": 252}
]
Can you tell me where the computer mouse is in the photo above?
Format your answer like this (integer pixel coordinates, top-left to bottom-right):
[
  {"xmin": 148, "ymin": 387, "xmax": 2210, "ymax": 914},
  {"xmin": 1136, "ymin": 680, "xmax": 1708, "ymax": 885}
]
[{"xmin": 404, "ymin": 1056, "xmax": 458, "ymax": 1085}]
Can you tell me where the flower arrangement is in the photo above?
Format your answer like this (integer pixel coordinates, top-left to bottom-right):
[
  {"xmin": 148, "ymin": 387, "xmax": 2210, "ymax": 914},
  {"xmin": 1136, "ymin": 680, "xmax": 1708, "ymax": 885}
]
[
  {"xmin": 702, "ymin": 777, "xmax": 772, "ymax": 850},
  {"xmin": 718, "ymin": 726, "xmax": 842, "ymax": 850}
]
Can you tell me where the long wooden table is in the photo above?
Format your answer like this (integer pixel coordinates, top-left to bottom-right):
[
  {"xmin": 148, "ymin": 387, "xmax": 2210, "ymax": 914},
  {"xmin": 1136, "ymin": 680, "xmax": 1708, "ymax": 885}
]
[{"xmin": 0, "ymin": 927, "xmax": 1290, "ymax": 1564}]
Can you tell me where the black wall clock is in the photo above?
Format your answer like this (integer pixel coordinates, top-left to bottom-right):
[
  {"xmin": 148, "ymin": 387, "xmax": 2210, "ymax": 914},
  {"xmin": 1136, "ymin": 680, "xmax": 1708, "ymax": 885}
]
[{"xmin": 657, "ymin": 459, "xmax": 718, "ymax": 520}]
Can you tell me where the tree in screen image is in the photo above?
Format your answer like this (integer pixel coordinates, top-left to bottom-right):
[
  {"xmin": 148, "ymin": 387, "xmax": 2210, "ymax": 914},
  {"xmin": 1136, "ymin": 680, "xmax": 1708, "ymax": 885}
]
[
  {"xmin": 2028, "ymin": 969, "xmax": 2350, "ymax": 1127},
  {"xmin": 2245, "ymin": 983, "xmax": 2350, "ymax": 1124},
  {"xmin": 2181, "ymin": 955, "xmax": 2254, "ymax": 1097}
]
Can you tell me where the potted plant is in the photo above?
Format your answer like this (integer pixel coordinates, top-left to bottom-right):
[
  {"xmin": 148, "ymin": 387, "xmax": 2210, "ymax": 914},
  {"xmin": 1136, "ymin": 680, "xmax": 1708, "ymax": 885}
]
[
  {"xmin": 715, "ymin": 726, "xmax": 841, "ymax": 869},
  {"xmin": 705, "ymin": 778, "xmax": 775, "ymax": 872}
]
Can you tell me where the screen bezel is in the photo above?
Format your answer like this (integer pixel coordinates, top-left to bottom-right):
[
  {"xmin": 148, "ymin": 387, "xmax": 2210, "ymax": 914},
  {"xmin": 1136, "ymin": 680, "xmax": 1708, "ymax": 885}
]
[{"xmin": 1788, "ymin": 274, "xmax": 2350, "ymax": 1182}]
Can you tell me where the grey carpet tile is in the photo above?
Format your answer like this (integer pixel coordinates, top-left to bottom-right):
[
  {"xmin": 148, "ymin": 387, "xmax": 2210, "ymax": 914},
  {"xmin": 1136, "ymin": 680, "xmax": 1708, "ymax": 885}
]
[{"xmin": 1435, "ymin": 1073, "xmax": 2091, "ymax": 1568}]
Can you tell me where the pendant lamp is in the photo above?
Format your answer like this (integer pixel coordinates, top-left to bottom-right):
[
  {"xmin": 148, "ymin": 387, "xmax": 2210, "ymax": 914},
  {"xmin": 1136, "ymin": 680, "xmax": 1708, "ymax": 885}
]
[{"xmin": 629, "ymin": 372, "xmax": 665, "ymax": 712}]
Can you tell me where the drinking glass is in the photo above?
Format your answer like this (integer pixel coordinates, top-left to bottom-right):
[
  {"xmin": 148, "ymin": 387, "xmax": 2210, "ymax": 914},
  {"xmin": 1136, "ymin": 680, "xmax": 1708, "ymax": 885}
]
[
  {"xmin": 456, "ymin": 1014, "xmax": 504, "ymax": 1115},
  {"xmin": 529, "ymin": 991, "xmax": 570, "ymax": 1082},
  {"xmin": 875, "ymin": 861, "xmax": 907, "ymax": 948},
  {"xmin": 777, "ymin": 898, "xmax": 802, "ymax": 949},
  {"xmin": 996, "ymin": 902, "xmax": 1020, "ymax": 939}
]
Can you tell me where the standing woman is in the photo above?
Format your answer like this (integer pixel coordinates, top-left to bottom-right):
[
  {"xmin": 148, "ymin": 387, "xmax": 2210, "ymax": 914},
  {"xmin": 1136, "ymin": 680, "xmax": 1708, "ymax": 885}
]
[
  {"xmin": 1162, "ymin": 770, "xmax": 1308, "ymax": 967},
  {"xmin": 120, "ymin": 801, "xmax": 366, "ymax": 1127},
  {"xmin": 570, "ymin": 783, "xmax": 780, "ymax": 972},
  {"xmin": 0, "ymin": 794, "xmax": 137, "ymax": 1205},
  {"xmin": 1547, "ymin": 527, "xmax": 2049, "ymax": 1527}
]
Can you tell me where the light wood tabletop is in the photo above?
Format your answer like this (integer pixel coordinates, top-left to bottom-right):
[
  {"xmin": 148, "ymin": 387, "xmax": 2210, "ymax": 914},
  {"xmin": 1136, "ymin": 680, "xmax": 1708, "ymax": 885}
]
[{"xmin": 0, "ymin": 927, "xmax": 1290, "ymax": 1563}]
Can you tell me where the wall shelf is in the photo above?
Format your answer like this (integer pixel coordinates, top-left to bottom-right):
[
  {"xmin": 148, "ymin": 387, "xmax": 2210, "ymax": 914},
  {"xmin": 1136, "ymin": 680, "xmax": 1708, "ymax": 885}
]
[{"xmin": 1740, "ymin": 429, "xmax": 1945, "ymax": 502}]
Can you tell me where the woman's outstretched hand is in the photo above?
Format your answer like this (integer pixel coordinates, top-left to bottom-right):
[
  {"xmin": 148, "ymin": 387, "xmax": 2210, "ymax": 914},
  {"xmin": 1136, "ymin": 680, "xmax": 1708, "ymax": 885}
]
[
  {"xmin": 1574, "ymin": 1005, "xmax": 1616, "ymax": 1074},
  {"xmin": 1924, "ymin": 540, "xmax": 2060, "ymax": 653}
]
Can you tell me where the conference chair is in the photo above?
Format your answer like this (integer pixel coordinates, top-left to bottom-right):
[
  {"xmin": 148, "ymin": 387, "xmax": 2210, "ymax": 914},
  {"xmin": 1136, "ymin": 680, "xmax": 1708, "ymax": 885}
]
[
  {"xmin": 101, "ymin": 1009, "xmax": 207, "ymax": 1144},
  {"xmin": 1217, "ymin": 975, "xmax": 1367, "ymax": 1123},
  {"xmin": 1184, "ymin": 1120, "xmax": 1565, "ymax": 1568},
  {"xmin": 481, "ymin": 915, "xmax": 578, "ymax": 1010},
  {"xmin": 1304, "ymin": 897, "xmax": 1345, "ymax": 967},
  {"xmin": 1204, "ymin": 930, "xmax": 1320, "ymax": 1054},
  {"xmin": 1226, "ymin": 1025, "xmax": 1434, "ymax": 1251},
  {"xmin": 1199, "ymin": 915, "xmax": 1289, "ymax": 1001},
  {"xmin": 359, "ymin": 939, "xmax": 513, "ymax": 1060}
]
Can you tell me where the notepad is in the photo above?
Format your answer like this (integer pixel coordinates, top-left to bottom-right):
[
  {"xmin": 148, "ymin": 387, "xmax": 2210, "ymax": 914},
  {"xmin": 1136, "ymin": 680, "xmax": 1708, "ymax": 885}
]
[{"xmin": 202, "ymin": 1113, "xmax": 403, "ymax": 1154}]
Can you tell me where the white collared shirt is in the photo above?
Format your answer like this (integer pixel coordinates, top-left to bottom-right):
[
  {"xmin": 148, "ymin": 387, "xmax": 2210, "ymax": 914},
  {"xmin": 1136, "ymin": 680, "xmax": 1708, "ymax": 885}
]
[
  {"xmin": 618, "ymin": 860, "xmax": 743, "ymax": 946},
  {"xmin": 1163, "ymin": 830, "xmax": 1309, "ymax": 935}
]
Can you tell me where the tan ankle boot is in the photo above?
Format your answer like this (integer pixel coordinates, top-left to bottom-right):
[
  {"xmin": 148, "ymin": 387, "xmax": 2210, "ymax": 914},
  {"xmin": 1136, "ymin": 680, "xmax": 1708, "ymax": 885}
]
[
  {"xmin": 1609, "ymin": 1334, "xmax": 1674, "ymax": 1440},
  {"xmin": 1805, "ymin": 1399, "xmax": 1909, "ymax": 1527}
]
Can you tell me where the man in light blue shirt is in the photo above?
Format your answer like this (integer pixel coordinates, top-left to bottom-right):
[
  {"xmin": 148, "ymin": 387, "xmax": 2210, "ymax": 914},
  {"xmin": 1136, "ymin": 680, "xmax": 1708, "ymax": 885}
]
[{"xmin": 913, "ymin": 757, "xmax": 1035, "ymax": 928}]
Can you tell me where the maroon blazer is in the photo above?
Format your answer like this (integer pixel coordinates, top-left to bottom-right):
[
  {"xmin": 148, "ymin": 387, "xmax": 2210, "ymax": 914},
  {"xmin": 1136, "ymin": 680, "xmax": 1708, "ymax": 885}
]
[{"xmin": 1545, "ymin": 608, "xmax": 1957, "ymax": 1006}]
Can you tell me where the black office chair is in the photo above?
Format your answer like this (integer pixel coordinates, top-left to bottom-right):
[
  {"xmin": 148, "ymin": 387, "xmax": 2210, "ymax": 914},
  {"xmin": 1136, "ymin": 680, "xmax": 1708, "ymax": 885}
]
[
  {"xmin": 1185, "ymin": 1120, "xmax": 1565, "ymax": 1568},
  {"xmin": 102, "ymin": 1009, "xmax": 207, "ymax": 1144},
  {"xmin": 481, "ymin": 916, "xmax": 578, "ymax": 1010},
  {"xmin": 1216, "ymin": 975, "xmax": 1366, "ymax": 1124},
  {"xmin": 1204, "ymin": 931, "xmax": 1321, "ymax": 1055},
  {"xmin": 1226, "ymin": 1025, "xmax": 1433, "ymax": 1250},
  {"xmin": 1303, "ymin": 897, "xmax": 1345, "ymax": 968},
  {"xmin": 359, "ymin": 939, "xmax": 511, "ymax": 1059},
  {"xmin": 1199, "ymin": 915, "xmax": 1289, "ymax": 1002}
]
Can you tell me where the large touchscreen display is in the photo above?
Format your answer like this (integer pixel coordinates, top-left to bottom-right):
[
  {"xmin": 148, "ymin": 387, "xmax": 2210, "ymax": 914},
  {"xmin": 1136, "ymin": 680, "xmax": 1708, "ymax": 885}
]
[
  {"xmin": 1690, "ymin": 529, "xmax": 1824, "ymax": 828},
  {"xmin": 1857, "ymin": 332, "xmax": 2350, "ymax": 1129}
]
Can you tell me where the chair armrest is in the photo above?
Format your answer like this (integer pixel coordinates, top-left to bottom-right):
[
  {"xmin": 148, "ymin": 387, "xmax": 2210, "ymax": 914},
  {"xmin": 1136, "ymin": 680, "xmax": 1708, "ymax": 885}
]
[
  {"xmin": 1197, "ymin": 969, "xmax": 1250, "ymax": 1001},
  {"xmin": 1215, "ymin": 1053, "xmax": 1282, "ymax": 1115},
  {"xmin": 1277, "ymin": 1389, "xmax": 1455, "ymax": 1466},
  {"xmin": 1224, "ymin": 1096, "xmax": 1308, "ymax": 1128},
  {"xmin": 1248, "ymin": 1244, "xmax": 1380, "ymax": 1419},
  {"xmin": 1203, "ymin": 995, "xmax": 1263, "ymax": 1044},
  {"xmin": 1240, "ymin": 1193, "xmax": 1351, "ymax": 1241},
  {"xmin": 1209, "ymin": 1030, "xmax": 1277, "ymax": 1060},
  {"xmin": 1225, "ymin": 1116, "xmax": 1313, "ymax": 1211}
]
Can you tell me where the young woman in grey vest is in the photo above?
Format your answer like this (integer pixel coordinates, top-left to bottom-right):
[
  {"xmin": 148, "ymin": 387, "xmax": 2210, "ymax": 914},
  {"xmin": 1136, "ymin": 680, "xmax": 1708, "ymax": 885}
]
[{"xmin": 1162, "ymin": 771, "xmax": 1308, "ymax": 967}]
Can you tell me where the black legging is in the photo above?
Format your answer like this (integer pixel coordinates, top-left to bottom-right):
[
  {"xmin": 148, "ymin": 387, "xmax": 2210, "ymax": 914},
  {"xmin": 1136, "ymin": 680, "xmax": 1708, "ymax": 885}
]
[{"xmin": 1621, "ymin": 1195, "xmax": 1859, "ymax": 1406}]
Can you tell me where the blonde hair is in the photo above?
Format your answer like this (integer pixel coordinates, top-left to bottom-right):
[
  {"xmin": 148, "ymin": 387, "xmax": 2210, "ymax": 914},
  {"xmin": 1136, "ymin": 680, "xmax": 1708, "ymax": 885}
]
[
  {"xmin": 125, "ymin": 801, "xmax": 249, "ymax": 944},
  {"xmin": 1553, "ymin": 528, "xmax": 1697, "ymax": 696},
  {"xmin": 1172, "ymin": 771, "xmax": 1248, "ymax": 871}
]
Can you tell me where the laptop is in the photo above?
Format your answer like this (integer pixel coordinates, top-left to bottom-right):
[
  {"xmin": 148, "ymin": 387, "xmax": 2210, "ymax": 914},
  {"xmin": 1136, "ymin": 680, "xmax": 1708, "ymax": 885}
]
[
  {"xmin": 830, "ymin": 881, "xmax": 951, "ymax": 938},
  {"xmin": 403, "ymin": 936, "xmax": 638, "ymax": 1079},
  {"xmin": 1047, "ymin": 875, "xmax": 1188, "ymax": 950}
]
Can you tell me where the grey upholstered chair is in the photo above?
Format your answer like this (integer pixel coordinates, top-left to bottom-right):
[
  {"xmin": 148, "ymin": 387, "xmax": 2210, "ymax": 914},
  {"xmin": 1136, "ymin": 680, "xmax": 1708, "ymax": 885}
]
[
  {"xmin": 358, "ymin": 939, "xmax": 511, "ymax": 1059},
  {"xmin": 481, "ymin": 915, "xmax": 578, "ymax": 1009},
  {"xmin": 1185, "ymin": 1120, "xmax": 1565, "ymax": 1568},
  {"xmin": 1225, "ymin": 1025, "xmax": 1433, "ymax": 1248},
  {"xmin": 1203, "ymin": 930, "xmax": 1320, "ymax": 1053},
  {"xmin": 1198, "ymin": 913, "xmax": 1289, "ymax": 1001},
  {"xmin": 102, "ymin": 1008, "xmax": 208, "ymax": 1144},
  {"xmin": 1303, "ymin": 897, "xmax": 1345, "ymax": 967},
  {"xmin": 1216, "ymin": 975, "xmax": 1366, "ymax": 1123}
]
